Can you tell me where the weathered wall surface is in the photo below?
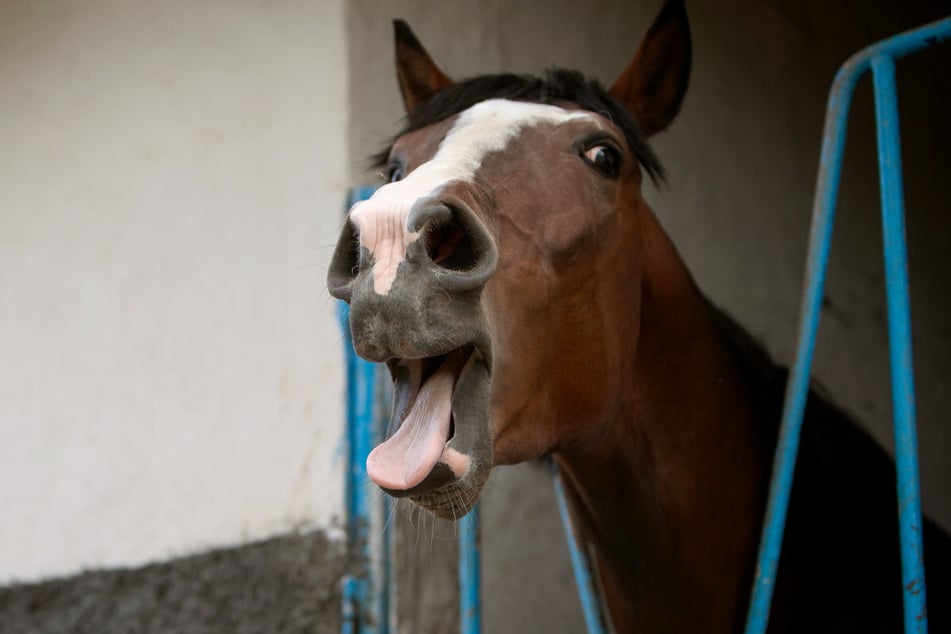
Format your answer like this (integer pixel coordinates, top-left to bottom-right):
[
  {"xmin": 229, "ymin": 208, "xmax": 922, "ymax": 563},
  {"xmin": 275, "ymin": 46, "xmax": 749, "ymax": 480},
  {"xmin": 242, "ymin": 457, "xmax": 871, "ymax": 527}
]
[
  {"xmin": 347, "ymin": 0, "xmax": 951, "ymax": 631},
  {"xmin": 0, "ymin": 532, "xmax": 346, "ymax": 634},
  {"xmin": 0, "ymin": 0, "xmax": 350, "ymax": 627}
]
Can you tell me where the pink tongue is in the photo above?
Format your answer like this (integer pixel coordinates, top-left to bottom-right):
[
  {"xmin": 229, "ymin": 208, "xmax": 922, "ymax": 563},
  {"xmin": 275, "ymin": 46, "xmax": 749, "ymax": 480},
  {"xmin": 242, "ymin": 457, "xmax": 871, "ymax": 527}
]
[{"xmin": 366, "ymin": 358, "xmax": 455, "ymax": 491}]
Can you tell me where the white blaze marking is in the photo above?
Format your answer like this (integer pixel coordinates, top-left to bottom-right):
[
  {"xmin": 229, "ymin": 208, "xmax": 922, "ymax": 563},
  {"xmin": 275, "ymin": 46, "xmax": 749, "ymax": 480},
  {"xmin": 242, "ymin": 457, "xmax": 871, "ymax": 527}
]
[{"xmin": 350, "ymin": 99, "xmax": 598, "ymax": 295}]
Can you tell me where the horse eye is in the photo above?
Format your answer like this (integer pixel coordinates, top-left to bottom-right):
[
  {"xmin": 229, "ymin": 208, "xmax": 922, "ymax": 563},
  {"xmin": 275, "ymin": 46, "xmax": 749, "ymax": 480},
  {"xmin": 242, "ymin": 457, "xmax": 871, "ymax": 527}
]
[
  {"xmin": 582, "ymin": 144, "xmax": 621, "ymax": 178},
  {"xmin": 386, "ymin": 163, "xmax": 405, "ymax": 183}
]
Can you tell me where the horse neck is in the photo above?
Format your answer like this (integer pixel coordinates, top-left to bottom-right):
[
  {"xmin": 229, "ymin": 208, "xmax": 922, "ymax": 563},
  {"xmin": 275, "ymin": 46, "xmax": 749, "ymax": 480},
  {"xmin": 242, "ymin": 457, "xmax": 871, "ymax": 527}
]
[{"xmin": 555, "ymin": 207, "xmax": 770, "ymax": 633}]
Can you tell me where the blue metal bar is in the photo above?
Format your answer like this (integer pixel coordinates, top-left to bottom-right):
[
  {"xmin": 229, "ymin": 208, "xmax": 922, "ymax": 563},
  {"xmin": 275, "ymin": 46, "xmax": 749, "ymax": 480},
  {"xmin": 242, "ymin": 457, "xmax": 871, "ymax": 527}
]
[
  {"xmin": 848, "ymin": 15, "xmax": 951, "ymax": 62},
  {"xmin": 340, "ymin": 301, "xmax": 382, "ymax": 633},
  {"xmin": 871, "ymin": 53, "xmax": 928, "ymax": 632},
  {"xmin": 341, "ymin": 187, "xmax": 390, "ymax": 634},
  {"xmin": 745, "ymin": 15, "xmax": 951, "ymax": 634},
  {"xmin": 341, "ymin": 576, "xmax": 359, "ymax": 634},
  {"xmin": 459, "ymin": 505, "xmax": 482, "ymax": 634},
  {"xmin": 743, "ymin": 48, "xmax": 859, "ymax": 634},
  {"xmin": 553, "ymin": 471, "xmax": 608, "ymax": 634}
]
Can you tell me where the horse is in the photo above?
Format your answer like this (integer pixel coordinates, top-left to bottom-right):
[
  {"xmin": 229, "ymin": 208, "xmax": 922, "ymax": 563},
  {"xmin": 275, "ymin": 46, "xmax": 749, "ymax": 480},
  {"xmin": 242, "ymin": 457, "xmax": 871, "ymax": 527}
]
[{"xmin": 328, "ymin": 1, "xmax": 950, "ymax": 631}]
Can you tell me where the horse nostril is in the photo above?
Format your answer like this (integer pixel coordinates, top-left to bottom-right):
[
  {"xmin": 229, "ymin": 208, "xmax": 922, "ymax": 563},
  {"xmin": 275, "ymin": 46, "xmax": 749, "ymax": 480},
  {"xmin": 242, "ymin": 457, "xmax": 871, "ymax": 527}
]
[
  {"xmin": 425, "ymin": 221, "xmax": 471, "ymax": 270},
  {"xmin": 408, "ymin": 200, "xmax": 498, "ymax": 291},
  {"xmin": 327, "ymin": 219, "xmax": 361, "ymax": 301}
]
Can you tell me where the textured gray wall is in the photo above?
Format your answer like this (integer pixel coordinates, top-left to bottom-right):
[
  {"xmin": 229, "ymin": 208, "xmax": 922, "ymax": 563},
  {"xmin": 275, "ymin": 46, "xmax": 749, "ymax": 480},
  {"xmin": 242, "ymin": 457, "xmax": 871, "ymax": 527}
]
[
  {"xmin": 347, "ymin": 0, "xmax": 951, "ymax": 631},
  {"xmin": 0, "ymin": 531, "xmax": 346, "ymax": 634}
]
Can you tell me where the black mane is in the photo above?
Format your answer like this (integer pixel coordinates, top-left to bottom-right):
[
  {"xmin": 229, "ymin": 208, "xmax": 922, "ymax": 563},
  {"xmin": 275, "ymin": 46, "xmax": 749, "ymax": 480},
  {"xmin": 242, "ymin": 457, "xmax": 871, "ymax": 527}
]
[{"xmin": 373, "ymin": 68, "xmax": 665, "ymax": 185}]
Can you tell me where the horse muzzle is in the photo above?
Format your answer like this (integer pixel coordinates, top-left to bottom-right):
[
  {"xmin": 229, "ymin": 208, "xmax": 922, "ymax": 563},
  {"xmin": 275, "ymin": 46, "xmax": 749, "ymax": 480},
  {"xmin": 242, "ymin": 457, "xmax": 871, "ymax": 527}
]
[{"xmin": 327, "ymin": 191, "xmax": 498, "ymax": 519}]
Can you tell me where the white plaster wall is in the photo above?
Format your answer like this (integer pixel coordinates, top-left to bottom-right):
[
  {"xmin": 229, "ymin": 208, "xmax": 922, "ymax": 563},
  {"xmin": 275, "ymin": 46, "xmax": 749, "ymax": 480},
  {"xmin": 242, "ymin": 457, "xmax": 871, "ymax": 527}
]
[{"xmin": 0, "ymin": 0, "xmax": 348, "ymax": 582}]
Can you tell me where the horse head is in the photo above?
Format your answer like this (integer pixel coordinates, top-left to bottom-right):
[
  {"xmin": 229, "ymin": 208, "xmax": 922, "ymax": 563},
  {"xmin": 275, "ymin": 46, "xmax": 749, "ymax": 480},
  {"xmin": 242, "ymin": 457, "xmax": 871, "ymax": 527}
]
[{"xmin": 329, "ymin": 0, "xmax": 690, "ymax": 520}]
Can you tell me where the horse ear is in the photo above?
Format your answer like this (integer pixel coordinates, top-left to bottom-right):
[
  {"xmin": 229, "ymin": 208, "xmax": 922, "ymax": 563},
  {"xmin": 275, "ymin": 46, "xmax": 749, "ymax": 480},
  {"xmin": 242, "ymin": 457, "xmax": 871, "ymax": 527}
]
[
  {"xmin": 609, "ymin": 0, "xmax": 691, "ymax": 137},
  {"xmin": 394, "ymin": 20, "xmax": 453, "ymax": 113}
]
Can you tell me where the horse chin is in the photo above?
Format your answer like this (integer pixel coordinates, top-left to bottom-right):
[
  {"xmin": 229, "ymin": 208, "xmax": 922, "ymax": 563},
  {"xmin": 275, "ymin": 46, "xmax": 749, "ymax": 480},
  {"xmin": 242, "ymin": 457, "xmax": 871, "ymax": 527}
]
[{"xmin": 411, "ymin": 466, "xmax": 490, "ymax": 520}]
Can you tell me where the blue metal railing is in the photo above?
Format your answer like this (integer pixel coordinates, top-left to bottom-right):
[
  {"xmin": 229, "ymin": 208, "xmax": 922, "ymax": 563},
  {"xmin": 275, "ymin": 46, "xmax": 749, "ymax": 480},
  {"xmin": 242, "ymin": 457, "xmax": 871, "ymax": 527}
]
[
  {"xmin": 554, "ymin": 470, "xmax": 608, "ymax": 634},
  {"xmin": 745, "ymin": 15, "xmax": 951, "ymax": 634},
  {"xmin": 459, "ymin": 507, "xmax": 482, "ymax": 634}
]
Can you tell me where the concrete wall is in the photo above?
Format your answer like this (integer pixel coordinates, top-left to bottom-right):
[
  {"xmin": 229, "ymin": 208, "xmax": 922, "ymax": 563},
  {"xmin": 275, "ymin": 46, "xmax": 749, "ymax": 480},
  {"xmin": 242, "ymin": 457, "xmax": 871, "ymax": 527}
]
[
  {"xmin": 347, "ymin": 0, "xmax": 951, "ymax": 631},
  {"xmin": 0, "ymin": 1, "xmax": 350, "ymax": 627}
]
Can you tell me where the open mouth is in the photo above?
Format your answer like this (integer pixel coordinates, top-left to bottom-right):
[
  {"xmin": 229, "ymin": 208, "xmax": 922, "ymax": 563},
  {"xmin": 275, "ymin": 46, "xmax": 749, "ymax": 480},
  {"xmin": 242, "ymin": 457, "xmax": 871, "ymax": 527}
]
[{"xmin": 366, "ymin": 345, "xmax": 477, "ymax": 497}]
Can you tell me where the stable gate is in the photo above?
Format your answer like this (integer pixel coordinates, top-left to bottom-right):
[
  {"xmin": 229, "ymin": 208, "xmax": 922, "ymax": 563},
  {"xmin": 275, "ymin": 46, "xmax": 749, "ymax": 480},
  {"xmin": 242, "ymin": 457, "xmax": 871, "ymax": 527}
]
[{"xmin": 338, "ymin": 15, "xmax": 951, "ymax": 634}]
